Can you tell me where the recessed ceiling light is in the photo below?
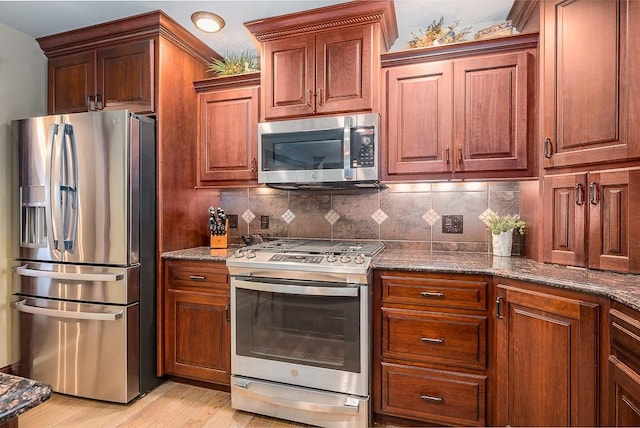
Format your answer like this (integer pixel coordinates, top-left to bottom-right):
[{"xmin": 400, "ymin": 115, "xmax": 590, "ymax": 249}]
[{"xmin": 191, "ymin": 11, "xmax": 225, "ymax": 33}]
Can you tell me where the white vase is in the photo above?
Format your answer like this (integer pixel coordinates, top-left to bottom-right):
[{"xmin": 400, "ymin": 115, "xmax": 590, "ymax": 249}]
[{"xmin": 492, "ymin": 231, "xmax": 513, "ymax": 257}]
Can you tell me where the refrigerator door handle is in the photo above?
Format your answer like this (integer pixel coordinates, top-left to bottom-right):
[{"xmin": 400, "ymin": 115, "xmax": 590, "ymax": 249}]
[
  {"xmin": 11, "ymin": 299, "xmax": 124, "ymax": 321},
  {"xmin": 14, "ymin": 265, "xmax": 125, "ymax": 282},
  {"xmin": 45, "ymin": 122, "xmax": 65, "ymax": 251},
  {"xmin": 61, "ymin": 123, "xmax": 78, "ymax": 251}
]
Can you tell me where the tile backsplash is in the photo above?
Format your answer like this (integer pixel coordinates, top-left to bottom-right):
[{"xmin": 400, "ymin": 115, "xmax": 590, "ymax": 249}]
[{"xmin": 220, "ymin": 181, "xmax": 523, "ymax": 254}]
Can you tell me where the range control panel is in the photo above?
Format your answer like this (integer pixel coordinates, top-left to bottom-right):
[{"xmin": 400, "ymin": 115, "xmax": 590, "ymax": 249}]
[{"xmin": 269, "ymin": 254, "xmax": 324, "ymax": 264}]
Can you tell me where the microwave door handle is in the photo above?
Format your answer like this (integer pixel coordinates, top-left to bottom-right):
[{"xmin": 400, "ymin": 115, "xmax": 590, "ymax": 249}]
[
  {"xmin": 61, "ymin": 124, "xmax": 78, "ymax": 251},
  {"xmin": 45, "ymin": 122, "xmax": 64, "ymax": 251},
  {"xmin": 11, "ymin": 299, "xmax": 124, "ymax": 321},
  {"xmin": 343, "ymin": 116, "xmax": 353, "ymax": 180}
]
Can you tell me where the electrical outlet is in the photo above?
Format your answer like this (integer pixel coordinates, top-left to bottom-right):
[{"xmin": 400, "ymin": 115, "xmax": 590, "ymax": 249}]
[
  {"xmin": 228, "ymin": 214, "xmax": 238, "ymax": 229},
  {"xmin": 442, "ymin": 215, "xmax": 463, "ymax": 234},
  {"xmin": 260, "ymin": 215, "xmax": 269, "ymax": 229}
]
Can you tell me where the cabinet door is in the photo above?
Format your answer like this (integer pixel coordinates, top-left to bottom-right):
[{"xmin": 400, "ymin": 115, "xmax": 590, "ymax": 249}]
[
  {"xmin": 543, "ymin": 174, "xmax": 588, "ymax": 267},
  {"xmin": 315, "ymin": 25, "xmax": 372, "ymax": 115},
  {"xmin": 197, "ymin": 86, "xmax": 259, "ymax": 183},
  {"xmin": 588, "ymin": 170, "xmax": 640, "ymax": 273},
  {"xmin": 454, "ymin": 51, "xmax": 530, "ymax": 172},
  {"xmin": 96, "ymin": 39, "xmax": 154, "ymax": 113},
  {"xmin": 542, "ymin": 0, "xmax": 640, "ymax": 167},
  {"xmin": 610, "ymin": 357, "xmax": 640, "ymax": 427},
  {"xmin": 385, "ymin": 61, "xmax": 453, "ymax": 176},
  {"xmin": 165, "ymin": 289, "xmax": 230, "ymax": 384},
  {"xmin": 495, "ymin": 283, "xmax": 599, "ymax": 427},
  {"xmin": 48, "ymin": 51, "xmax": 95, "ymax": 114},
  {"xmin": 262, "ymin": 36, "xmax": 315, "ymax": 119}
]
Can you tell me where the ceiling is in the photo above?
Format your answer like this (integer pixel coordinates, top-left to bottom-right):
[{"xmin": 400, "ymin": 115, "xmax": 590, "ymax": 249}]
[{"xmin": 0, "ymin": 0, "xmax": 514, "ymax": 54}]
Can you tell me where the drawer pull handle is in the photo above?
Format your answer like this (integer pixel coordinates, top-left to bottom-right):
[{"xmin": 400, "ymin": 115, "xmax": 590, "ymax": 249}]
[
  {"xmin": 189, "ymin": 275, "xmax": 206, "ymax": 281},
  {"xmin": 420, "ymin": 291, "xmax": 444, "ymax": 298},
  {"xmin": 421, "ymin": 337, "xmax": 444, "ymax": 344},
  {"xmin": 420, "ymin": 394, "xmax": 443, "ymax": 403}
]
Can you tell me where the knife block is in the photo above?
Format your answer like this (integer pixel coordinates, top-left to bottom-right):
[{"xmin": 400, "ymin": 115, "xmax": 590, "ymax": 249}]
[{"xmin": 210, "ymin": 219, "xmax": 228, "ymax": 249}]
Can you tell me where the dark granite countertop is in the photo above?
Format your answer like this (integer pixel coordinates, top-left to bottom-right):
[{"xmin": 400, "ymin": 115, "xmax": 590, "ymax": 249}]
[
  {"xmin": 161, "ymin": 246, "xmax": 640, "ymax": 312},
  {"xmin": 0, "ymin": 373, "xmax": 52, "ymax": 423}
]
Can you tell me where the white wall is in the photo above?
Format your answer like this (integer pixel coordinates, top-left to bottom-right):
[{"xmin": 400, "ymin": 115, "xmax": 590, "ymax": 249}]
[{"xmin": 0, "ymin": 22, "xmax": 46, "ymax": 368}]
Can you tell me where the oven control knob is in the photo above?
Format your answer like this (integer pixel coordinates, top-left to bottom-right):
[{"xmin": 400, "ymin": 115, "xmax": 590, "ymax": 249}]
[
  {"xmin": 354, "ymin": 253, "xmax": 366, "ymax": 264},
  {"xmin": 339, "ymin": 254, "xmax": 351, "ymax": 264},
  {"xmin": 326, "ymin": 253, "xmax": 337, "ymax": 263},
  {"xmin": 245, "ymin": 249, "xmax": 256, "ymax": 259}
]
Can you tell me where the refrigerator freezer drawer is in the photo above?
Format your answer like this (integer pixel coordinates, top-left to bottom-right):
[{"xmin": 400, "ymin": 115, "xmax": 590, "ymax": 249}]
[
  {"xmin": 13, "ymin": 262, "xmax": 138, "ymax": 305},
  {"xmin": 12, "ymin": 297, "xmax": 139, "ymax": 403}
]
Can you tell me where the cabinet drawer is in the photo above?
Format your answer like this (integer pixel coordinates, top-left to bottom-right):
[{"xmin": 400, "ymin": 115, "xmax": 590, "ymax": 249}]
[
  {"xmin": 382, "ymin": 308, "xmax": 486, "ymax": 369},
  {"xmin": 166, "ymin": 260, "xmax": 229, "ymax": 292},
  {"xmin": 611, "ymin": 305, "xmax": 640, "ymax": 373},
  {"xmin": 381, "ymin": 362, "xmax": 486, "ymax": 426},
  {"xmin": 380, "ymin": 274, "xmax": 487, "ymax": 311}
]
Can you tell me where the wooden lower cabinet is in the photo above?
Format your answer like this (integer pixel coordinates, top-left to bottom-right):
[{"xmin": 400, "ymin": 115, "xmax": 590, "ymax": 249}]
[
  {"xmin": 373, "ymin": 270, "xmax": 491, "ymax": 426},
  {"xmin": 495, "ymin": 279, "xmax": 602, "ymax": 426},
  {"xmin": 610, "ymin": 302, "xmax": 640, "ymax": 426},
  {"xmin": 163, "ymin": 260, "xmax": 230, "ymax": 385}
]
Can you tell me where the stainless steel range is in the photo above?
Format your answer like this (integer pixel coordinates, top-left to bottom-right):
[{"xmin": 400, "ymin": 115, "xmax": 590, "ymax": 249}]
[{"xmin": 226, "ymin": 239, "xmax": 384, "ymax": 428}]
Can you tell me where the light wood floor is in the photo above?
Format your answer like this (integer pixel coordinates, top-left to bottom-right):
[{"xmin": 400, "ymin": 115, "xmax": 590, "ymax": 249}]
[{"xmin": 18, "ymin": 380, "xmax": 306, "ymax": 427}]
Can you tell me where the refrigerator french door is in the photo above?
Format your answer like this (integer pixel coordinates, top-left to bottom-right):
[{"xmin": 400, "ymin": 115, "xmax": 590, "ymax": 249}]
[{"xmin": 11, "ymin": 110, "xmax": 161, "ymax": 403}]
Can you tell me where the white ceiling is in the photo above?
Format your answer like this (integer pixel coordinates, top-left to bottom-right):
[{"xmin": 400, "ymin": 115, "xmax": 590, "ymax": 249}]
[{"xmin": 0, "ymin": 0, "xmax": 514, "ymax": 54}]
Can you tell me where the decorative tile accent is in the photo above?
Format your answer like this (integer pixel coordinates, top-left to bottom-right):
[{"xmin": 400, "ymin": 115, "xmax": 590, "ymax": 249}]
[
  {"xmin": 422, "ymin": 209, "xmax": 441, "ymax": 226},
  {"xmin": 324, "ymin": 209, "xmax": 340, "ymax": 225},
  {"xmin": 241, "ymin": 209, "xmax": 255, "ymax": 224},
  {"xmin": 479, "ymin": 208, "xmax": 495, "ymax": 226},
  {"xmin": 281, "ymin": 209, "xmax": 296, "ymax": 224},
  {"xmin": 371, "ymin": 209, "xmax": 388, "ymax": 225}
]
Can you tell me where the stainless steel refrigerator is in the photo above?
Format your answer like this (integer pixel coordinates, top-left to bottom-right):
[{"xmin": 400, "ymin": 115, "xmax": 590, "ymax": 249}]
[{"xmin": 10, "ymin": 110, "xmax": 161, "ymax": 403}]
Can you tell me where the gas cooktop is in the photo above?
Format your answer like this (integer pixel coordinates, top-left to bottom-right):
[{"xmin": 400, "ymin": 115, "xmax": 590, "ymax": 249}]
[
  {"xmin": 227, "ymin": 239, "xmax": 384, "ymax": 280},
  {"xmin": 240, "ymin": 239, "xmax": 384, "ymax": 257}
]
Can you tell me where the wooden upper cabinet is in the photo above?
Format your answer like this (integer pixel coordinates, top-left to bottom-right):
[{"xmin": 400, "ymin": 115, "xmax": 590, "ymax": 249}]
[
  {"xmin": 48, "ymin": 51, "xmax": 95, "ymax": 113},
  {"xmin": 46, "ymin": 39, "xmax": 154, "ymax": 114},
  {"xmin": 453, "ymin": 51, "xmax": 529, "ymax": 172},
  {"xmin": 542, "ymin": 0, "xmax": 640, "ymax": 168},
  {"xmin": 382, "ymin": 34, "xmax": 537, "ymax": 180},
  {"xmin": 96, "ymin": 40, "xmax": 154, "ymax": 113},
  {"xmin": 245, "ymin": 0, "xmax": 397, "ymax": 121},
  {"xmin": 495, "ymin": 281, "xmax": 600, "ymax": 427},
  {"xmin": 543, "ymin": 169, "xmax": 640, "ymax": 273},
  {"xmin": 386, "ymin": 61, "xmax": 453, "ymax": 175},
  {"xmin": 194, "ymin": 73, "xmax": 260, "ymax": 185}
]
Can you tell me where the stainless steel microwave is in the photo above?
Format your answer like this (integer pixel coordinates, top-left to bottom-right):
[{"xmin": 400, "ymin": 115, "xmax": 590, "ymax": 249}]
[{"xmin": 258, "ymin": 113, "xmax": 380, "ymax": 189}]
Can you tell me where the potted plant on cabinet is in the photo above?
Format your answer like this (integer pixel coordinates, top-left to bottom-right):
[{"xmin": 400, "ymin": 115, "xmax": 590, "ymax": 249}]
[{"xmin": 486, "ymin": 213, "xmax": 525, "ymax": 256}]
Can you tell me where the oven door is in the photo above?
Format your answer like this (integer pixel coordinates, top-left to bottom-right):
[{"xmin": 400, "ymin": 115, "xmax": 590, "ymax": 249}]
[{"xmin": 231, "ymin": 277, "xmax": 369, "ymax": 397}]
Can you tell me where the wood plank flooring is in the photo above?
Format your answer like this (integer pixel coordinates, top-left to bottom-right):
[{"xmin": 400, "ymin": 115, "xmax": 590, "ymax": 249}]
[{"xmin": 18, "ymin": 380, "xmax": 305, "ymax": 427}]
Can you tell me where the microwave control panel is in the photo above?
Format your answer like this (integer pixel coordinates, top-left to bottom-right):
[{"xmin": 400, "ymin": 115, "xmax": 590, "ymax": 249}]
[{"xmin": 351, "ymin": 126, "xmax": 375, "ymax": 168}]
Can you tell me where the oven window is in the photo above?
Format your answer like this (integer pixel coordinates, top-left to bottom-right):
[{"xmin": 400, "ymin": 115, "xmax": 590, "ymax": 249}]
[
  {"xmin": 261, "ymin": 129, "xmax": 344, "ymax": 171},
  {"xmin": 235, "ymin": 288, "xmax": 360, "ymax": 373}
]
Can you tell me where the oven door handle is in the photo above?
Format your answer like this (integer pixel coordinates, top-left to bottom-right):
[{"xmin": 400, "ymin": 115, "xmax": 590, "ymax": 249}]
[
  {"xmin": 11, "ymin": 299, "xmax": 124, "ymax": 321},
  {"xmin": 233, "ymin": 278, "xmax": 359, "ymax": 297},
  {"xmin": 233, "ymin": 379, "xmax": 360, "ymax": 415}
]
